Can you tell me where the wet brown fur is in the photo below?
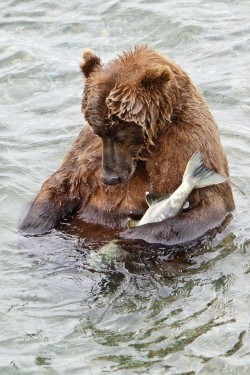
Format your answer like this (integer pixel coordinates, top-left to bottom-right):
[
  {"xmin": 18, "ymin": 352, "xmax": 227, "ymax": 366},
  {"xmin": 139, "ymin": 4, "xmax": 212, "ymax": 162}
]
[{"xmin": 20, "ymin": 46, "xmax": 235, "ymax": 245}]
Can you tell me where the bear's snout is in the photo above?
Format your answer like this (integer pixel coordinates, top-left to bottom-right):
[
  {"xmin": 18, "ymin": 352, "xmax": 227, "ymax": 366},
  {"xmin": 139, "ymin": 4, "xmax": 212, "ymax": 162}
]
[{"xmin": 103, "ymin": 173, "xmax": 122, "ymax": 185}]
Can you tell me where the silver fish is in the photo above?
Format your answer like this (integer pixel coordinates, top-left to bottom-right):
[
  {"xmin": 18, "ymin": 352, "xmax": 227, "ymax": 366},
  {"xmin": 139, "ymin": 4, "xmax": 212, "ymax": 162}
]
[{"xmin": 128, "ymin": 152, "xmax": 228, "ymax": 228}]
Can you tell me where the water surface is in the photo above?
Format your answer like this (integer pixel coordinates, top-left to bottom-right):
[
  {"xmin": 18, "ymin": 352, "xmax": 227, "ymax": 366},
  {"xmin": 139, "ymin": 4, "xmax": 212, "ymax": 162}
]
[{"xmin": 0, "ymin": 0, "xmax": 250, "ymax": 374}]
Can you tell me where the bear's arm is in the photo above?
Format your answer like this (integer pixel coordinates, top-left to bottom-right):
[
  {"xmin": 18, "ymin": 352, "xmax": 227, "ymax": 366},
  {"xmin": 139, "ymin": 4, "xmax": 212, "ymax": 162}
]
[
  {"xmin": 120, "ymin": 192, "xmax": 233, "ymax": 246},
  {"xmin": 19, "ymin": 174, "xmax": 81, "ymax": 235},
  {"xmin": 20, "ymin": 126, "xmax": 100, "ymax": 235}
]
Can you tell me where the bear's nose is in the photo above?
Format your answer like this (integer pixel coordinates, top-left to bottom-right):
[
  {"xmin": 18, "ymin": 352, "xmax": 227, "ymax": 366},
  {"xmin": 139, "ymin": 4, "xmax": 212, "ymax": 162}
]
[{"xmin": 103, "ymin": 175, "xmax": 121, "ymax": 185}]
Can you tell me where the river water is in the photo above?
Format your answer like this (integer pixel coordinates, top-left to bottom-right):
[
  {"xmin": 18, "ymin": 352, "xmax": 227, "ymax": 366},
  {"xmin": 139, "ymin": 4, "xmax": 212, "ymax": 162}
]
[{"xmin": 0, "ymin": 0, "xmax": 250, "ymax": 374}]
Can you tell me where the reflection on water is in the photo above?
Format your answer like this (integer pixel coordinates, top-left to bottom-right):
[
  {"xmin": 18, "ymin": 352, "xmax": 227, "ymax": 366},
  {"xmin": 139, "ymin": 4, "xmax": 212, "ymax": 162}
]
[
  {"xmin": 0, "ymin": 0, "xmax": 250, "ymax": 374},
  {"xmin": 14, "ymin": 226, "xmax": 249, "ymax": 374}
]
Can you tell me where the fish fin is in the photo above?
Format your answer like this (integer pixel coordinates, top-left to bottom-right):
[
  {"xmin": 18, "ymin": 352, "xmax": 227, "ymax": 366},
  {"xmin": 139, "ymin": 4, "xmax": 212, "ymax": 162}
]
[
  {"xmin": 127, "ymin": 218, "xmax": 139, "ymax": 228},
  {"xmin": 183, "ymin": 152, "xmax": 228, "ymax": 189},
  {"xmin": 145, "ymin": 192, "xmax": 171, "ymax": 206}
]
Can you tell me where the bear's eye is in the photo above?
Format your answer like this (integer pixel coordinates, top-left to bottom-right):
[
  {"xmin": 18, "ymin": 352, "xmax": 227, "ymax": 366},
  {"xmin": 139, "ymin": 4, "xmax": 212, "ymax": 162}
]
[{"xmin": 114, "ymin": 131, "xmax": 127, "ymax": 143}]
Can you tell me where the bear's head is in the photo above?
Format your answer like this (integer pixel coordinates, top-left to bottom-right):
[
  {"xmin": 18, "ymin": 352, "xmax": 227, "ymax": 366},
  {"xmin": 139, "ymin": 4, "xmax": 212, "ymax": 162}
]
[{"xmin": 80, "ymin": 46, "xmax": 180, "ymax": 185}]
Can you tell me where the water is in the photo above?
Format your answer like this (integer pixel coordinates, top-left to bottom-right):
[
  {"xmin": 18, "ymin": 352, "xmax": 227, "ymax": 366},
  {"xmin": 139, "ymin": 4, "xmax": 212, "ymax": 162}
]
[{"xmin": 0, "ymin": 0, "xmax": 250, "ymax": 373}]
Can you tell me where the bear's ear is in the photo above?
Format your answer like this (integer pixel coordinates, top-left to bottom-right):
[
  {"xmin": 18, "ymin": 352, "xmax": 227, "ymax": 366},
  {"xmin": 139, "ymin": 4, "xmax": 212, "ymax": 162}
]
[
  {"xmin": 140, "ymin": 65, "xmax": 171, "ymax": 88},
  {"xmin": 80, "ymin": 50, "xmax": 101, "ymax": 78}
]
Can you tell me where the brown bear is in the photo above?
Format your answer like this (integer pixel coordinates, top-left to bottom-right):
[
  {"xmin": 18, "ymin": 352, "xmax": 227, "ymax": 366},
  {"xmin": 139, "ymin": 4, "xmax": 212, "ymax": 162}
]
[{"xmin": 20, "ymin": 45, "xmax": 235, "ymax": 245}]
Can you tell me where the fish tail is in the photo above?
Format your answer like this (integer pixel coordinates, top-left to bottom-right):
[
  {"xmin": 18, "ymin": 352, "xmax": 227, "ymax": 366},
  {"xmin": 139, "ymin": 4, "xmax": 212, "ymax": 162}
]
[{"xmin": 183, "ymin": 152, "xmax": 228, "ymax": 189}]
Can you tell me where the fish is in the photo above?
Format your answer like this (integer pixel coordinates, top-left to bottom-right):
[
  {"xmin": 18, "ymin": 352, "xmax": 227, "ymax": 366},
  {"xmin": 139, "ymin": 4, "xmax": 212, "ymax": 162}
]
[{"xmin": 127, "ymin": 151, "xmax": 228, "ymax": 228}]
